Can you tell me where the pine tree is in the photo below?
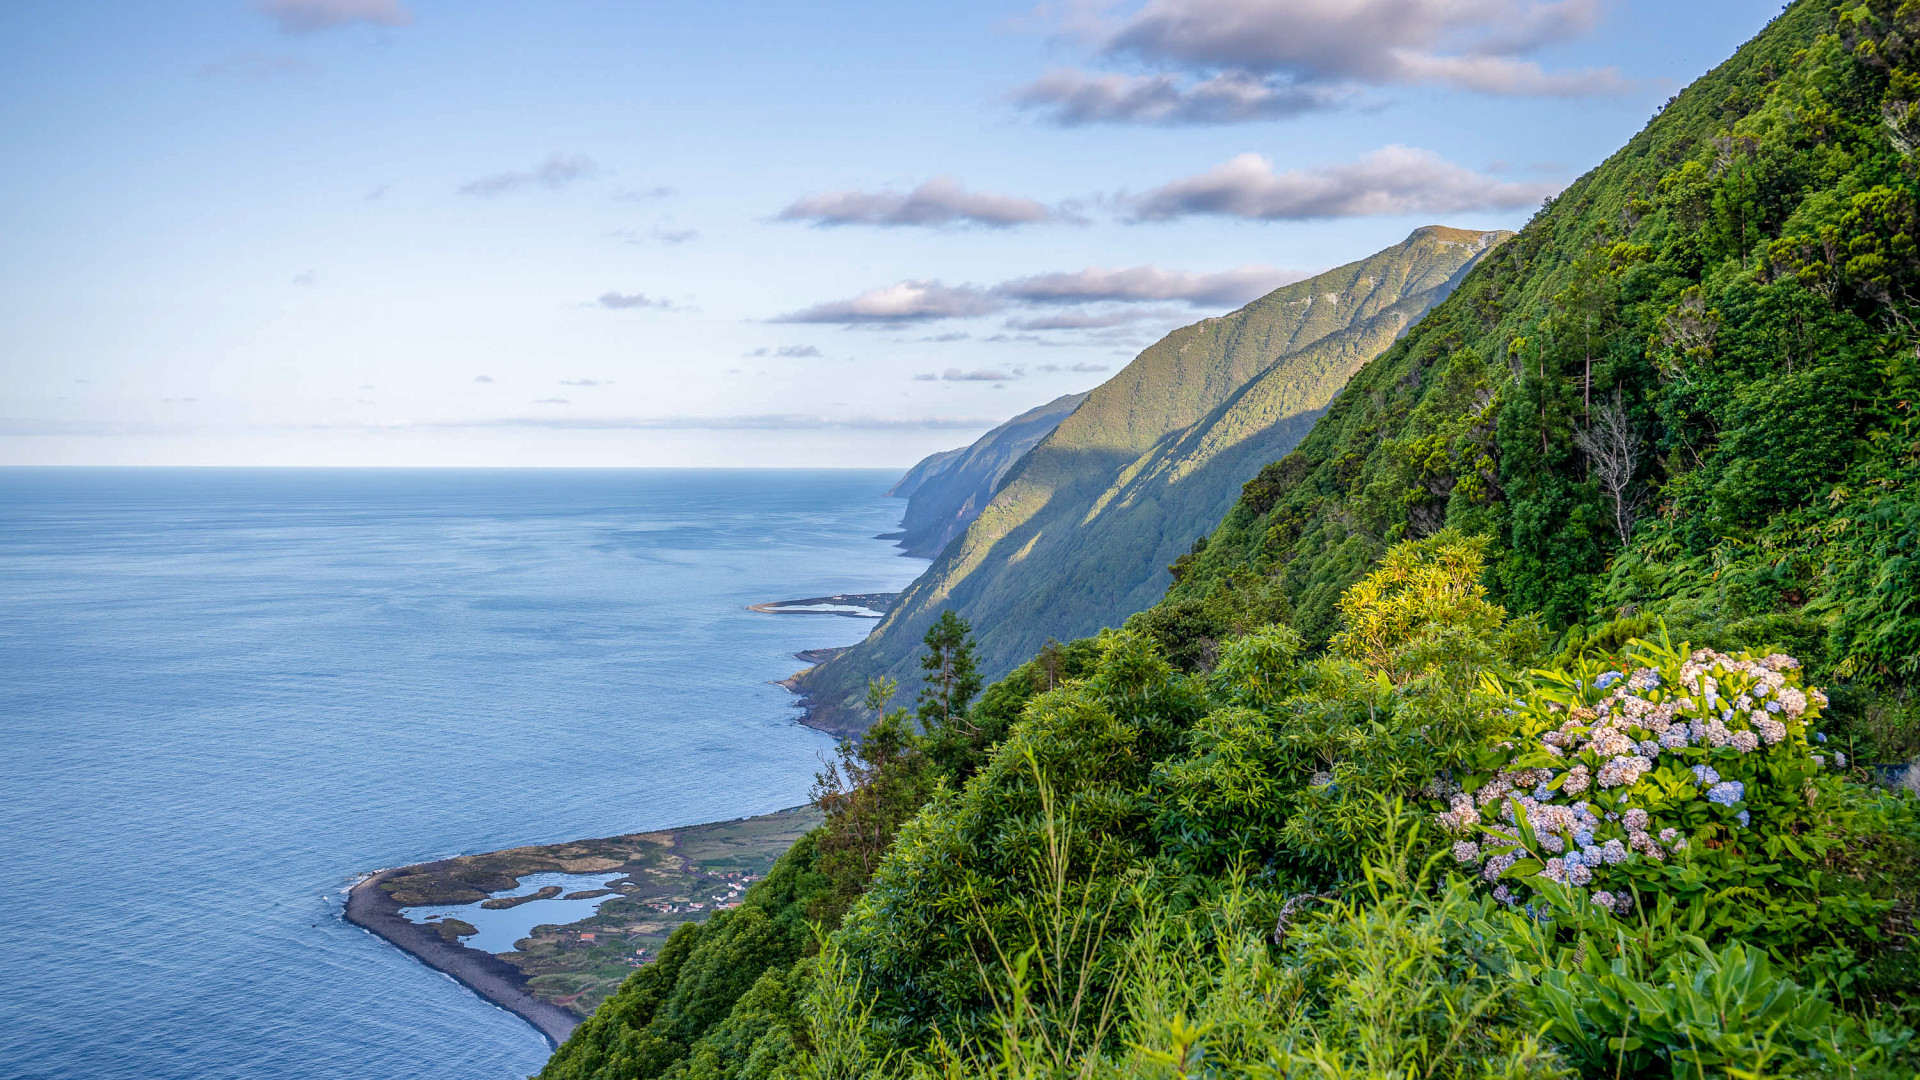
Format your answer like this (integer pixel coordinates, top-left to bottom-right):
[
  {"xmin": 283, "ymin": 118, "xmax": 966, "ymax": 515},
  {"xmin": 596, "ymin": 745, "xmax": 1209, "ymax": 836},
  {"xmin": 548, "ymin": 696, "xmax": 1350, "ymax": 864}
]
[{"xmin": 916, "ymin": 611, "xmax": 981, "ymax": 735}]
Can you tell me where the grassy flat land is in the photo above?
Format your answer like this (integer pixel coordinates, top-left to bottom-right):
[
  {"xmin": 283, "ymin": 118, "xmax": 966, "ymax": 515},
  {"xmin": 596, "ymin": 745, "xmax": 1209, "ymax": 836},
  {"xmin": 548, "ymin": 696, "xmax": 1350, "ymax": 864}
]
[{"xmin": 378, "ymin": 805, "xmax": 820, "ymax": 1017}]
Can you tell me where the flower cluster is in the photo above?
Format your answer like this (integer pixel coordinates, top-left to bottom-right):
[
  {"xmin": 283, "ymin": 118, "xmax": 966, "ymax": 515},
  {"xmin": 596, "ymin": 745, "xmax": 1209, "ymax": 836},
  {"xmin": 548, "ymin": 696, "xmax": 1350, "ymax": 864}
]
[{"xmin": 1436, "ymin": 641, "xmax": 1833, "ymax": 914}]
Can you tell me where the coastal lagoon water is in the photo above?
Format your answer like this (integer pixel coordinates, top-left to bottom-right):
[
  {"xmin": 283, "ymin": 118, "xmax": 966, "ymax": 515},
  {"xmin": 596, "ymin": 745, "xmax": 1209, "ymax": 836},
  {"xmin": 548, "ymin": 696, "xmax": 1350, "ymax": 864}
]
[
  {"xmin": 0, "ymin": 469, "xmax": 925, "ymax": 1080},
  {"xmin": 405, "ymin": 872, "xmax": 630, "ymax": 954}
]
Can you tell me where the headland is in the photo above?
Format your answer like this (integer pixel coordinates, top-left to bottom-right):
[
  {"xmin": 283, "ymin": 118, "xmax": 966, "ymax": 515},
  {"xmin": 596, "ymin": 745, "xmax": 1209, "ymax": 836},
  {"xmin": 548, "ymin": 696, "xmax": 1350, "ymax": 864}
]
[{"xmin": 347, "ymin": 805, "xmax": 822, "ymax": 1046}]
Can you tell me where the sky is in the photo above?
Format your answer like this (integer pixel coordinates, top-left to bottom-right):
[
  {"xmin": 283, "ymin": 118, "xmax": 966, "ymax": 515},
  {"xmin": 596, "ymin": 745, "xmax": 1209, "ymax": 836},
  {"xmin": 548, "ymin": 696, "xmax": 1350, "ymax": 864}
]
[{"xmin": 0, "ymin": 0, "xmax": 1787, "ymax": 468}]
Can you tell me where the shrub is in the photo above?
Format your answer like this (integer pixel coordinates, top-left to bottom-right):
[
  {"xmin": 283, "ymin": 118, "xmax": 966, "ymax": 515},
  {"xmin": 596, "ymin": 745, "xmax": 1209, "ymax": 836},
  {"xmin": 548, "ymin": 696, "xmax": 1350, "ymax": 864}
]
[{"xmin": 1436, "ymin": 629, "xmax": 1904, "ymax": 960}]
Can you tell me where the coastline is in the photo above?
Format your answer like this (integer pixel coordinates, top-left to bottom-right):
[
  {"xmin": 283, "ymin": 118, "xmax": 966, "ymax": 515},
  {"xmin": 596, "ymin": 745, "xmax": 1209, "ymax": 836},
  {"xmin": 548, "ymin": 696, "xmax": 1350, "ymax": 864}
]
[
  {"xmin": 346, "ymin": 865, "xmax": 581, "ymax": 1048},
  {"xmin": 344, "ymin": 587, "xmax": 898, "ymax": 1048},
  {"xmin": 778, "ymin": 648, "xmax": 863, "ymax": 738},
  {"xmin": 746, "ymin": 592, "xmax": 896, "ymax": 619},
  {"xmin": 345, "ymin": 807, "xmax": 821, "ymax": 1049},
  {"xmin": 754, "ymin": 592, "xmax": 899, "ymax": 739}
]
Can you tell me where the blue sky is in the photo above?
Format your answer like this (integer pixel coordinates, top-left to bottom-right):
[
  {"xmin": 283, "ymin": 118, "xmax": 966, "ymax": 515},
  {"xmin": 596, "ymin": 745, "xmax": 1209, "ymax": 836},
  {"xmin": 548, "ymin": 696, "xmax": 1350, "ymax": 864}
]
[{"xmin": 0, "ymin": 0, "xmax": 1784, "ymax": 466}]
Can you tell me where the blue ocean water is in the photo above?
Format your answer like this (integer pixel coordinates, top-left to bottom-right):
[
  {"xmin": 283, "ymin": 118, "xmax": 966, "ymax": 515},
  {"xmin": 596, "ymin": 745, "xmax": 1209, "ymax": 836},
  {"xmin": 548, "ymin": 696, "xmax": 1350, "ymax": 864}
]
[{"xmin": 0, "ymin": 469, "xmax": 924, "ymax": 1080}]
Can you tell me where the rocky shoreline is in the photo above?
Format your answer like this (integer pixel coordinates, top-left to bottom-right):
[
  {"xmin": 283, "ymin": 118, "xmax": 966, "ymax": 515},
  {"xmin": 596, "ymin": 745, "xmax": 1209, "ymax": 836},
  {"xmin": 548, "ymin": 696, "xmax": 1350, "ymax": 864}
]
[
  {"xmin": 755, "ymin": 593, "xmax": 898, "ymax": 738},
  {"xmin": 344, "ymin": 594, "xmax": 889, "ymax": 1048},
  {"xmin": 345, "ymin": 807, "xmax": 821, "ymax": 1049},
  {"xmin": 347, "ymin": 866, "xmax": 581, "ymax": 1047}
]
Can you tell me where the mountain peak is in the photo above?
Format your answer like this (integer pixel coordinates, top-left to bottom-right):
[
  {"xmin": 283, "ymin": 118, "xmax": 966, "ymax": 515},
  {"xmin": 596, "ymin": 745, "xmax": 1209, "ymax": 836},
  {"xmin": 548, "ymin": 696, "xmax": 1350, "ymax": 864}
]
[{"xmin": 1407, "ymin": 224, "xmax": 1514, "ymax": 247}]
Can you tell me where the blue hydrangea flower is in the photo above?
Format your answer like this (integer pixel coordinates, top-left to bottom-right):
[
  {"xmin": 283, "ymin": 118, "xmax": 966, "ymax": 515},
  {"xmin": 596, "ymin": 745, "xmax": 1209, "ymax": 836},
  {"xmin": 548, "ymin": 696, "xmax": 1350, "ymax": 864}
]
[
  {"xmin": 1594, "ymin": 671, "xmax": 1623, "ymax": 689},
  {"xmin": 1532, "ymin": 782, "xmax": 1553, "ymax": 801},
  {"xmin": 1691, "ymin": 764, "xmax": 1719, "ymax": 786},
  {"xmin": 1736, "ymin": 810, "xmax": 1751, "ymax": 827},
  {"xmin": 1706, "ymin": 781, "xmax": 1745, "ymax": 806},
  {"xmin": 1574, "ymin": 828, "xmax": 1595, "ymax": 848},
  {"xmin": 1815, "ymin": 732, "xmax": 1827, "ymax": 743}
]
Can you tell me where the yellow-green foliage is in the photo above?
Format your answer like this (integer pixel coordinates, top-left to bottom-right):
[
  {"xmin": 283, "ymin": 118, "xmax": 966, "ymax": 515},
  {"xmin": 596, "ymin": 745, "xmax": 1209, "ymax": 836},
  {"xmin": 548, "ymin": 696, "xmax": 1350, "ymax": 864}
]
[
  {"xmin": 546, "ymin": 533, "xmax": 1918, "ymax": 1080},
  {"xmin": 787, "ymin": 535, "xmax": 1917, "ymax": 1079},
  {"xmin": 1327, "ymin": 531, "xmax": 1506, "ymax": 680}
]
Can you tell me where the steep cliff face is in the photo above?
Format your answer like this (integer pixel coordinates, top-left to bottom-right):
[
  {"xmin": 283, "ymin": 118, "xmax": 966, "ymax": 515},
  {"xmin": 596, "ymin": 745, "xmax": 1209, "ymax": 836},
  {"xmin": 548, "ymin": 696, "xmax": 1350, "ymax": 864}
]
[
  {"xmin": 798, "ymin": 226, "xmax": 1508, "ymax": 730},
  {"xmin": 1162, "ymin": 0, "xmax": 1920, "ymax": 706},
  {"xmin": 882, "ymin": 392, "xmax": 1089, "ymax": 559}
]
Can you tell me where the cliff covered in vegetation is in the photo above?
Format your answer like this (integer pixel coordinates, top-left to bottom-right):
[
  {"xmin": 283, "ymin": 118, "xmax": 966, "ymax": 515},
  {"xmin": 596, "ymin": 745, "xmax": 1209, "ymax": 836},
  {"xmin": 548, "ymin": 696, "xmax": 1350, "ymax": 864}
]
[
  {"xmin": 798, "ymin": 227, "xmax": 1505, "ymax": 731},
  {"xmin": 1160, "ymin": 0, "xmax": 1919, "ymax": 759},
  {"xmin": 883, "ymin": 392, "xmax": 1089, "ymax": 560},
  {"xmin": 541, "ymin": 3, "xmax": 1920, "ymax": 1077}
]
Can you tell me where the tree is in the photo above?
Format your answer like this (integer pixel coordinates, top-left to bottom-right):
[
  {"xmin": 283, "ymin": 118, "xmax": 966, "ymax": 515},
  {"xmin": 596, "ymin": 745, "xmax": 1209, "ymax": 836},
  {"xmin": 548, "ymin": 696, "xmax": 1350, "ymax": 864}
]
[
  {"xmin": 1328, "ymin": 530, "xmax": 1507, "ymax": 682},
  {"xmin": 916, "ymin": 611, "xmax": 982, "ymax": 736},
  {"xmin": 1573, "ymin": 390, "xmax": 1644, "ymax": 544},
  {"xmin": 809, "ymin": 679, "xmax": 929, "ymax": 926}
]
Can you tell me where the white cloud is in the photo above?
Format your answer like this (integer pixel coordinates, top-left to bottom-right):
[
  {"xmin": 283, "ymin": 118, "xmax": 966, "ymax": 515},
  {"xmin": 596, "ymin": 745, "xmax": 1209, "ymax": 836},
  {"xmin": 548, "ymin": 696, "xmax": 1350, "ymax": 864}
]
[
  {"xmin": 778, "ymin": 176, "xmax": 1055, "ymax": 228},
  {"xmin": 1099, "ymin": 0, "xmax": 1624, "ymax": 95},
  {"xmin": 745, "ymin": 345, "xmax": 824, "ymax": 358},
  {"xmin": 1014, "ymin": 0, "xmax": 1628, "ymax": 125},
  {"xmin": 1013, "ymin": 69, "xmax": 1348, "ymax": 125},
  {"xmin": 611, "ymin": 226, "xmax": 699, "ymax": 245},
  {"xmin": 995, "ymin": 264, "xmax": 1301, "ymax": 306},
  {"xmin": 776, "ymin": 262, "xmax": 1309, "ymax": 329},
  {"xmin": 257, "ymin": 0, "xmax": 412, "ymax": 34},
  {"xmin": 934, "ymin": 367, "xmax": 1023, "ymax": 382},
  {"xmin": 771, "ymin": 281, "xmax": 1004, "ymax": 324},
  {"xmin": 459, "ymin": 154, "xmax": 599, "ymax": 197},
  {"xmin": 613, "ymin": 186, "xmax": 677, "ymax": 201},
  {"xmin": 596, "ymin": 291, "xmax": 676, "ymax": 310},
  {"xmin": 1130, "ymin": 146, "xmax": 1561, "ymax": 221}
]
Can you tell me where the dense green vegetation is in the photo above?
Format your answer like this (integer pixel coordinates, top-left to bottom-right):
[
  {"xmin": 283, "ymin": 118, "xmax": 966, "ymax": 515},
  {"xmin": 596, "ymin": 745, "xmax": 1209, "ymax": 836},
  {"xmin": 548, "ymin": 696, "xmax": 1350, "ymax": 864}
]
[
  {"xmin": 1167, "ymin": 0, "xmax": 1920, "ymax": 764},
  {"xmin": 541, "ymin": 618, "xmax": 1100, "ymax": 1080},
  {"xmin": 543, "ymin": 4, "xmax": 1920, "ymax": 1076},
  {"xmin": 547, "ymin": 535, "xmax": 1918, "ymax": 1080},
  {"xmin": 885, "ymin": 392, "xmax": 1089, "ymax": 560},
  {"xmin": 797, "ymin": 227, "xmax": 1505, "ymax": 731}
]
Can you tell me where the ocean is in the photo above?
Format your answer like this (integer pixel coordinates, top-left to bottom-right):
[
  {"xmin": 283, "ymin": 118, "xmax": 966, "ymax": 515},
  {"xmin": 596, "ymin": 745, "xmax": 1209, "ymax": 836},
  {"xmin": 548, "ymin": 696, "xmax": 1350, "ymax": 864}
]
[{"xmin": 0, "ymin": 468, "xmax": 925, "ymax": 1080}]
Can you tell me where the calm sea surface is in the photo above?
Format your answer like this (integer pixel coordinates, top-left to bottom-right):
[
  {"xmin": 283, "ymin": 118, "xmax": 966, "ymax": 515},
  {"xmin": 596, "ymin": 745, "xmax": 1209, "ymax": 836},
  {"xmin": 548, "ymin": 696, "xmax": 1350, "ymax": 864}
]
[{"xmin": 0, "ymin": 469, "xmax": 924, "ymax": 1080}]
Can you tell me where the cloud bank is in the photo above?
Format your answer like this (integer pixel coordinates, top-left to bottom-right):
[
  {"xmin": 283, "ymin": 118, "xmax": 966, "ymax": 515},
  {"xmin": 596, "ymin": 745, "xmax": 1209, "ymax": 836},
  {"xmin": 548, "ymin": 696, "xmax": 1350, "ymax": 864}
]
[
  {"xmin": 778, "ymin": 176, "xmax": 1058, "ymax": 228},
  {"xmin": 773, "ymin": 262, "xmax": 1302, "ymax": 328},
  {"xmin": 1016, "ymin": 0, "xmax": 1629, "ymax": 125},
  {"xmin": 460, "ymin": 153, "xmax": 599, "ymax": 197},
  {"xmin": 996, "ymin": 264, "xmax": 1301, "ymax": 306},
  {"xmin": 1014, "ymin": 70, "xmax": 1348, "ymax": 125},
  {"xmin": 596, "ymin": 291, "xmax": 677, "ymax": 310},
  {"xmin": 772, "ymin": 281, "xmax": 1003, "ymax": 324},
  {"xmin": 1130, "ymin": 146, "xmax": 1560, "ymax": 221}
]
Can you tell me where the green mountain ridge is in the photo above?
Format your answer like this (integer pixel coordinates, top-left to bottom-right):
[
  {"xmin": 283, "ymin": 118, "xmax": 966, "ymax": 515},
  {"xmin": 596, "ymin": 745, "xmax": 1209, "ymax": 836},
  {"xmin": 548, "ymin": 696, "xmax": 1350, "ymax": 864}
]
[
  {"xmin": 1161, "ymin": 0, "xmax": 1920, "ymax": 704},
  {"xmin": 881, "ymin": 391, "xmax": 1089, "ymax": 560},
  {"xmin": 796, "ymin": 225, "xmax": 1507, "ymax": 732},
  {"xmin": 539, "ymin": 5, "xmax": 1920, "ymax": 1080}
]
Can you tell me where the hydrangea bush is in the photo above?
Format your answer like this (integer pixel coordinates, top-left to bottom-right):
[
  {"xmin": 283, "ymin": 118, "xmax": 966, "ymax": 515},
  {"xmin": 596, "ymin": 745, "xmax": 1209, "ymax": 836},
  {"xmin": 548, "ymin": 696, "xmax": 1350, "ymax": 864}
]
[{"xmin": 1432, "ymin": 630, "xmax": 1891, "ymax": 953}]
